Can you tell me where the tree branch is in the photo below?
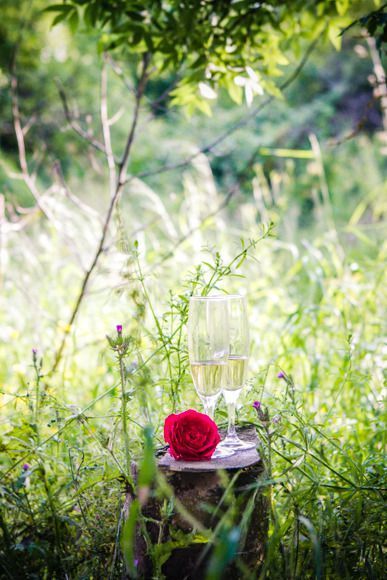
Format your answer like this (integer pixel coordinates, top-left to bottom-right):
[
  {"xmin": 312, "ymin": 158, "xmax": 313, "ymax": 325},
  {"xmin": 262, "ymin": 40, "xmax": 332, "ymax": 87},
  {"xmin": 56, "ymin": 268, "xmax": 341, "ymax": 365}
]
[
  {"xmin": 101, "ymin": 57, "xmax": 117, "ymax": 196},
  {"xmin": 118, "ymin": 55, "xmax": 151, "ymax": 186},
  {"xmin": 56, "ymin": 80, "xmax": 113, "ymax": 160},
  {"xmin": 52, "ymin": 160, "xmax": 101, "ymax": 222},
  {"xmin": 10, "ymin": 74, "xmax": 57, "ymax": 223},
  {"xmin": 50, "ymin": 55, "xmax": 150, "ymax": 373}
]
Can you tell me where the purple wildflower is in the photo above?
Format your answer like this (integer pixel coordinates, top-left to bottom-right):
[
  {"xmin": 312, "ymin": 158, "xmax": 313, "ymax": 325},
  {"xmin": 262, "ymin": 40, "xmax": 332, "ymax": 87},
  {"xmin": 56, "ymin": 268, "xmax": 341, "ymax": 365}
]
[
  {"xmin": 116, "ymin": 325, "xmax": 123, "ymax": 334},
  {"xmin": 253, "ymin": 400, "xmax": 268, "ymax": 422},
  {"xmin": 32, "ymin": 348, "xmax": 37, "ymax": 355},
  {"xmin": 22, "ymin": 463, "xmax": 30, "ymax": 471},
  {"xmin": 277, "ymin": 371, "xmax": 285, "ymax": 379}
]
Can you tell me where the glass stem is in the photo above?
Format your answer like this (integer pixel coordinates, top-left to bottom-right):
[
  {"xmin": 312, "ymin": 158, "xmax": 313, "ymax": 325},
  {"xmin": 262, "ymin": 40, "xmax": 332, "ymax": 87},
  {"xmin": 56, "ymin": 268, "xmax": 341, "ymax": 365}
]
[
  {"xmin": 204, "ymin": 398, "xmax": 216, "ymax": 420},
  {"xmin": 227, "ymin": 401, "xmax": 237, "ymax": 438}
]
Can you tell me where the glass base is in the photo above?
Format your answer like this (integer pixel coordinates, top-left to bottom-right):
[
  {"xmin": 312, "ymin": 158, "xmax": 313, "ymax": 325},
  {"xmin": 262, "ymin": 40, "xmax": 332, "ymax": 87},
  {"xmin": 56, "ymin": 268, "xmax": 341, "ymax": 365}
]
[
  {"xmin": 211, "ymin": 444, "xmax": 235, "ymax": 459},
  {"xmin": 220, "ymin": 433, "xmax": 256, "ymax": 452}
]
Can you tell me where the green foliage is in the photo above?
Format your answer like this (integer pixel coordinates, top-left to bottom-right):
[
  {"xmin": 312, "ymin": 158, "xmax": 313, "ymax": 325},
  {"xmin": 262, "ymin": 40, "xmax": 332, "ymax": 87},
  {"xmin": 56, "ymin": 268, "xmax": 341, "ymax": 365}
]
[
  {"xmin": 0, "ymin": 152, "xmax": 385, "ymax": 576},
  {"xmin": 44, "ymin": 0, "xmax": 375, "ymax": 113}
]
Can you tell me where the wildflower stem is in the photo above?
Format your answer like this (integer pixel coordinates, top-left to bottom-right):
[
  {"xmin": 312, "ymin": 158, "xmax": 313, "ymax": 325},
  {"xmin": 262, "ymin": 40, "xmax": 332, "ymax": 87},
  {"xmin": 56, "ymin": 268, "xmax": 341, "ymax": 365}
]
[
  {"xmin": 34, "ymin": 371, "xmax": 40, "ymax": 435},
  {"xmin": 119, "ymin": 353, "xmax": 131, "ymax": 477},
  {"xmin": 32, "ymin": 354, "xmax": 41, "ymax": 444}
]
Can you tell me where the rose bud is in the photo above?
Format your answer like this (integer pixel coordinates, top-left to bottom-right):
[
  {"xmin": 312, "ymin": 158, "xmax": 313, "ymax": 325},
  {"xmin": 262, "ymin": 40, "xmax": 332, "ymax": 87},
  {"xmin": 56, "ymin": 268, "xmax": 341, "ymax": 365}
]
[{"xmin": 164, "ymin": 409, "xmax": 220, "ymax": 461}]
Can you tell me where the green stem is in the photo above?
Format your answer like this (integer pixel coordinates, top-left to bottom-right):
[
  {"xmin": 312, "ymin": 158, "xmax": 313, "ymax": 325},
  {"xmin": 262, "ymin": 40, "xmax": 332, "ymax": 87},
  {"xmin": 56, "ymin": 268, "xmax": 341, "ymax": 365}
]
[
  {"xmin": 267, "ymin": 427, "xmax": 272, "ymax": 479},
  {"xmin": 40, "ymin": 461, "xmax": 62, "ymax": 569},
  {"xmin": 34, "ymin": 380, "xmax": 39, "ymax": 431},
  {"xmin": 119, "ymin": 354, "xmax": 131, "ymax": 477},
  {"xmin": 33, "ymin": 362, "xmax": 40, "ymax": 442}
]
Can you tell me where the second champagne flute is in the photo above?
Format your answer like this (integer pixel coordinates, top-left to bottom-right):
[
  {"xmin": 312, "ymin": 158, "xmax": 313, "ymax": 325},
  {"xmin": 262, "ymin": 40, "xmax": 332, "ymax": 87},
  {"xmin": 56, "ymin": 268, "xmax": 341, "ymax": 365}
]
[{"xmin": 222, "ymin": 294, "xmax": 256, "ymax": 451}]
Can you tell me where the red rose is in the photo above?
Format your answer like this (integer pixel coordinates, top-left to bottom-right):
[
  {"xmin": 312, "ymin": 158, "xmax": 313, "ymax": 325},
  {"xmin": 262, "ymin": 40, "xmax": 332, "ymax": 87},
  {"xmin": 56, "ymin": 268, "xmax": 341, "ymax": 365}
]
[{"xmin": 164, "ymin": 409, "xmax": 220, "ymax": 461}]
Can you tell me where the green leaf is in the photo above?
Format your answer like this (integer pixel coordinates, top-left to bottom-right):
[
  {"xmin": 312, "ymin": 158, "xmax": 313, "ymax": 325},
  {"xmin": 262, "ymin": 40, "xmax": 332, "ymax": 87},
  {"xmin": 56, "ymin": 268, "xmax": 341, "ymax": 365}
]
[
  {"xmin": 68, "ymin": 9, "xmax": 79, "ymax": 34},
  {"xmin": 121, "ymin": 499, "xmax": 140, "ymax": 577},
  {"xmin": 228, "ymin": 80, "xmax": 243, "ymax": 104},
  {"xmin": 335, "ymin": 0, "xmax": 349, "ymax": 16},
  {"xmin": 137, "ymin": 426, "xmax": 156, "ymax": 488},
  {"xmin": 43, "ymin": 4, "xmax": 74, "ymax": 13},
  {"xmin": 235, "ymin": 252, "xmax": 247, "ymax": 269},
  {"xmin": 258, "ymin": 147, "xmax": 315, "ymax": 159},
  {"xmin": 153, "ymin": 530, "xmax": 209, "ymax": 569},
  {"xmin": 328, "ymin": 23, "xmax": 343, "ymax": 50},
  {"xmin": 84, "ymin": 3, "xmax": 100, "ymax": 28},
  {"xmin": 206, "ymin": 527, "xmax": 240, "ymax": 580},
  {"xmin": 195, "ymin": 99, "xmax": 213, "ymax": 116},
  {"xmin": 52, "ymin": 11, "xmax": 70, "ymax": 26}
]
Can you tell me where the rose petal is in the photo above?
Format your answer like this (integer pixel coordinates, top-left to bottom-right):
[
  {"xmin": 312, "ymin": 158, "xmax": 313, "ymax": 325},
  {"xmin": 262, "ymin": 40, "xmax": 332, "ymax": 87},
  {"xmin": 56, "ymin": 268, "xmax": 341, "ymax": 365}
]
[{"xmin": 164, "ymin": 413, "xmax": 178, "ymax": 443}]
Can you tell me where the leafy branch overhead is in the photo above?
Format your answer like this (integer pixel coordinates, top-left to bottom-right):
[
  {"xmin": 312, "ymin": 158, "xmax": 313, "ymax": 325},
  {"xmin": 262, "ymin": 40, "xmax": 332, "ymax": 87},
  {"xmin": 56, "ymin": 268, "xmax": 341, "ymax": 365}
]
[
  {"xmin": 44, "ymin": 0, "xmax": 376, "ymax": 114},
  {"xmin": 340, "ymin": 1, "xmax": 387, "ymax": 54}
]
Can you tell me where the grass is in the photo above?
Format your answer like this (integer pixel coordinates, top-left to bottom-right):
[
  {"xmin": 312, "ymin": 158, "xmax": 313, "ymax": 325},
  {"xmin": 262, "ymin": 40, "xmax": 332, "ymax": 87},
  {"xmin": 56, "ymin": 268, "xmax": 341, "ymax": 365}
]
[{"xmin": 0, "ymin": 136, "xmax": 385, "ymax": 578}]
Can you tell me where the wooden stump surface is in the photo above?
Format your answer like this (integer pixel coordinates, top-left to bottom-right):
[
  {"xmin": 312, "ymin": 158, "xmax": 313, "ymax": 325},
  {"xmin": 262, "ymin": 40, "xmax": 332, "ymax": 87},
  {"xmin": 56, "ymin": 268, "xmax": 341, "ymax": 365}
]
[{"xmin": 158, "ymin": 426, "xmax": 260, "ymax": 471}]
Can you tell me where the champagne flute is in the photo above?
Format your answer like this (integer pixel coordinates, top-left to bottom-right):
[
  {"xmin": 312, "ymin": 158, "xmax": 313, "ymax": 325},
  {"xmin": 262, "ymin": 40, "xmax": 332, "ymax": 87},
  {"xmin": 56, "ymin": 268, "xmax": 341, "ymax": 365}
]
[
  {"xmin": 221, "ymin": 295, "xmax": 256, "ymax": 451},
  {"xmin": 188, "ymin": 295, "xmax": 234, "ymax": 459}
]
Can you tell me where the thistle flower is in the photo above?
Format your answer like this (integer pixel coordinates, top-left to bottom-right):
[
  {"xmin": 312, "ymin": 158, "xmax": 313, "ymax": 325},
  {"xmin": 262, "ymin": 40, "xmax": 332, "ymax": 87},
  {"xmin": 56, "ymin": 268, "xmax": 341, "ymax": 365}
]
[
  {"xmin": 106, "ymin": 326, "xmax": 130, "ymax": 355},
  {"xmin": 253, "ymin": 400, "xmax": 269, "ymax": 423},
  {"xmin": 22, "ymin": 463, "xmax": 30, "ymax": 471},
  {"xmin": 277, "ymin": 371, "xmax": 285, "ymax": 379},
  {"xmin": 32, "ymin": 347, "xmax": 38, "ymax": 361}
]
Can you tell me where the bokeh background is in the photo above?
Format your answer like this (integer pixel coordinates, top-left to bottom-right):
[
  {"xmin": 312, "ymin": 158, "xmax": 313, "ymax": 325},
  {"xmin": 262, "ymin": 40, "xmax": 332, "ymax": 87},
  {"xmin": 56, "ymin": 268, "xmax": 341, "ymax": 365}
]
[{"xmin": 0, "ymin": 1, "xmax": 386, "ymax": 578}]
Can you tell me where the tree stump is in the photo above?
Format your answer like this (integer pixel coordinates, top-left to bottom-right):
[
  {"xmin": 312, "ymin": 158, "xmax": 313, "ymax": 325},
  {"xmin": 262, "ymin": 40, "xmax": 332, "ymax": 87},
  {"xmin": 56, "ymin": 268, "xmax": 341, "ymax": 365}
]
[{"xmin": 138, "ymin": 427, "xmax": 269, "ymax": 579}]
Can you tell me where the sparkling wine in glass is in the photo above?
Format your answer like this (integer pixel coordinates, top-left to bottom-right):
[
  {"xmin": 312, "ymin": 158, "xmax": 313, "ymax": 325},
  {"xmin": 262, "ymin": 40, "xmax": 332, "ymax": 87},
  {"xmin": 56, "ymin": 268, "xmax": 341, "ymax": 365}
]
[
  {"xmin": 188, "ymin": 295, "xmax": 234, "ymax": 459},
  {"xmin": 222, "ymin": 294, "xmax": 256, "ymax": 451}
]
